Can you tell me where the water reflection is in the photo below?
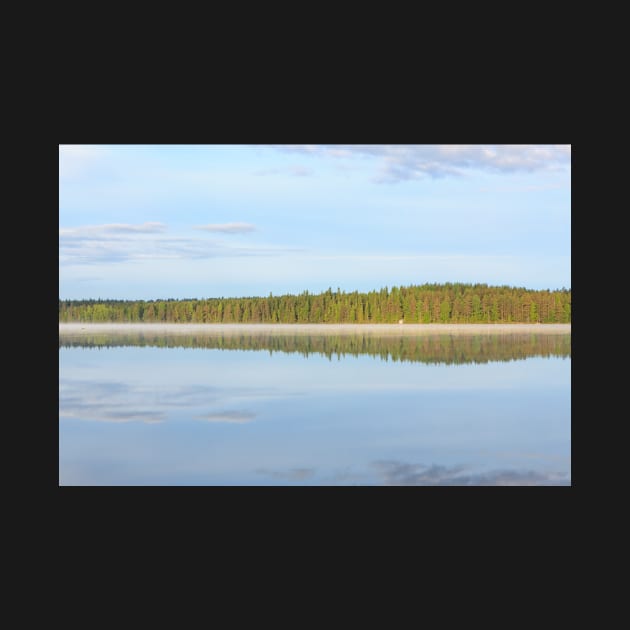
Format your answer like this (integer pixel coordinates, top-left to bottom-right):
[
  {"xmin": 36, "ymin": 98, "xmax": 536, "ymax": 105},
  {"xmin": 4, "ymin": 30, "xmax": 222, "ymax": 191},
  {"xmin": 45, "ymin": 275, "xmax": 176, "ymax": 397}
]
[
  {"xmin": 60, "ymin": 379, "xmax": 167, "ymax": 424},
  {"xmin": 255, "ymin": 467, "xmax": 316, "ymax": 481},
  {"xmin": 59, "ymin": 331, "xmax": 571, "ymax": 485},
  {"xmin": 59, "ymin": 330, "xmax": 571, "ymax": 364},
  {"xmin": 197, "ymin": 411, "xmax": 256, "ymax": 424},
  {"xmin": 368, "ymin": 460, "xmax": 571, "ymax": 486},
  {"xmin": 60, "ymin": 377, "xmax": 269, "ymax": 424},
  {"xmin": 252, "ymin": 461, "xmax": 572, "ymax": 486}
]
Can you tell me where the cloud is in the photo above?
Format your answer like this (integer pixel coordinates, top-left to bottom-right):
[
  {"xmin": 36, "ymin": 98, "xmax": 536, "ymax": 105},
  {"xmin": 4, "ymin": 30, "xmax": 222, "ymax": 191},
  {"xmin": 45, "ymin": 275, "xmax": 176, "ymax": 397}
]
[
  {"xmin": 196, "ymin": 411, "xmax": 256, "ymax": 424},
  {"xmin": 59, "ymin": 222, "xmax": 299, "ymax": 265},
  {"xmin": 255, "ymin": 467, "xmax": 316, "ymax": 481},
  {"xmin": 371, "ymin": 460, "xmax": 571, "ymax": 486},
  {"xmin": 59, "ymin": 222, "xmax": 167, "ymax": 237},
  {"xmin": 272, "ymin": 145, "xmax": 571, "ymax": 183},
  {"xmin": 193, "ymin": 222, "xmax": 256, "ymax": 233}
]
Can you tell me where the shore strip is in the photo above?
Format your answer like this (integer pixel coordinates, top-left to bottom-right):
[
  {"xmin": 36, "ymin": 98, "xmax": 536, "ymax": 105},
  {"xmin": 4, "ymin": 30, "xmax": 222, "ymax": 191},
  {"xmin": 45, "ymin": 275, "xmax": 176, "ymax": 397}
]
[{"xmin": 59, "ymin": 323, "xmax": 571, "ymax": 336}]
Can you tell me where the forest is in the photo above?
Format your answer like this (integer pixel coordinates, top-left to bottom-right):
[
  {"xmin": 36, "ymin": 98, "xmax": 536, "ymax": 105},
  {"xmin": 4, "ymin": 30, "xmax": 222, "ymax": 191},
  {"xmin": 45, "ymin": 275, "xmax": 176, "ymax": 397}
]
[{"xmin": 59, "ymin": 283, "xmax": 571, "ymax": 324}]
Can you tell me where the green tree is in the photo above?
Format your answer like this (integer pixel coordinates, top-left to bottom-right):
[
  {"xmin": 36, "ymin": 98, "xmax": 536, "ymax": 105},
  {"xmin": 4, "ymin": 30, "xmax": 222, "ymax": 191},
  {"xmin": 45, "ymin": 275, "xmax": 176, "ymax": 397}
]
[{"xmin": 440, "ymin": 297, "xmax": 451, "ymax": 322}]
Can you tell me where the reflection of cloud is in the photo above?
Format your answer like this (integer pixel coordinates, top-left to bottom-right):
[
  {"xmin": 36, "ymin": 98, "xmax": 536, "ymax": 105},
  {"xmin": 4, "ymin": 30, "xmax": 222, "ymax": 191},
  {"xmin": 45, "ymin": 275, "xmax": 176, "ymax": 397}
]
[
  {"xmin": 60, "ymin": 409, "xmax": 165, "ymax": 424},
  {"xmin": 60, "ymin": 380, "xmax": 163, "ymax": 424},
  {"xmin": 196, "ymin": 411, "xmax": 256, "ymax": 424},
  {"xmin": 156, "ymin": 384, "xmax": 221, "ymax": 406},
  {"xmin": 371, "ymin": 460, "xmax": 571, "ymax": 486},
  {"xmin": 255, "ymin": 467, "xmax": 316, "ymax": 481},
  {"xmin": 59, "ymin": 378, "xmax": 293, "ymax": 425},
  {"xmin": 328, "ymin": 468, "xmax": 367, "ymax": 484},
  {"xmin": 59, "ymin": 379, "xmax": 220, "ymax": 424}
]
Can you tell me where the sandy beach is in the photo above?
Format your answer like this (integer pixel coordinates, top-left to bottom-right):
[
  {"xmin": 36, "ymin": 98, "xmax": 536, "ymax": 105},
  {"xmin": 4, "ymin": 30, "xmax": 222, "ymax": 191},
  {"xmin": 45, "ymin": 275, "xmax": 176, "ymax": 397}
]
[{"xmin": 59, "ymin": 322, "xmax": 571, "ymax": 336}]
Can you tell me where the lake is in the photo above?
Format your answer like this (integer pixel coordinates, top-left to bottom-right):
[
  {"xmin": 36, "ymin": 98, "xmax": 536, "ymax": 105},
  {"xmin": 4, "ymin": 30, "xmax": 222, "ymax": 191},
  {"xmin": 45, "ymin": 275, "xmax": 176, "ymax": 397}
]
[{"xmin": 59, "ymin": 324, "xmax": 571, "ymax": 486}]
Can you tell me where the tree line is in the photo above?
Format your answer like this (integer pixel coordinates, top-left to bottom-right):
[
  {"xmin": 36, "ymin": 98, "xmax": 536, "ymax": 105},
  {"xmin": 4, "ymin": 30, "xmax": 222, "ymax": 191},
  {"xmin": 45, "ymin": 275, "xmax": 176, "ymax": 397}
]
[
  {"xmin": 59, "ymin": 283, "xmax": 571, "ymax": 324},
  {"xmin": 59, "ymin": 331, "xmax": 571, "ymax": 365}
]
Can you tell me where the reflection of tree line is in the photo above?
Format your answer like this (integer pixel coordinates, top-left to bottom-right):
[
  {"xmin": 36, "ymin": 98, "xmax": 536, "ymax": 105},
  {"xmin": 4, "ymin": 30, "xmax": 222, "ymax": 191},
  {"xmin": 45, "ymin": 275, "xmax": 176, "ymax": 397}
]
[{"xmin": 59, "ymin": 333, "xmax": 571, "ymax": 364}]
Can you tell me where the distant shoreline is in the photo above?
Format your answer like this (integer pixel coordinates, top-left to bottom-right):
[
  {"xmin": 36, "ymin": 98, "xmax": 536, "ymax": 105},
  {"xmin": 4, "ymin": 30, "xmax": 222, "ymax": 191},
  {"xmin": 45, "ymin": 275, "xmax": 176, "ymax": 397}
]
[{"xmin": 59, "ymin": 323, "xmax": 571, "ymax": 335}]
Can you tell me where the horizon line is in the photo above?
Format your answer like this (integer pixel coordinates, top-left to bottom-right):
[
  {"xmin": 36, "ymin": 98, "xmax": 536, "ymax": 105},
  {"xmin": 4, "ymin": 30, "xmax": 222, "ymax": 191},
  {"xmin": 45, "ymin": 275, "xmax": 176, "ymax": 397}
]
[{"xmin": 59, "ymin": 281, "xmax": 572, "ymax": 303}]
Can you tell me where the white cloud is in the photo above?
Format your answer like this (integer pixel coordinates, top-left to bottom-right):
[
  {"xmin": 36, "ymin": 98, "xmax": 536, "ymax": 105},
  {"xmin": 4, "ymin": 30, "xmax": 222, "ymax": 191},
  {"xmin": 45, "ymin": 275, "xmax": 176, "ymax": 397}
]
[
  {"xmin": 59, "ymin": 222, "xmax": 167, "ymax": 236},
  {"xmin": 59, "ymin": 222, "xmax": 299, "ymax": 265},
  {"xmin": 193, "ymin": 222, "xmax": 256, "ymax": 233},
  {"xmin": 272, "ymin": 145, "xmax": 571, "ymax": 182}
]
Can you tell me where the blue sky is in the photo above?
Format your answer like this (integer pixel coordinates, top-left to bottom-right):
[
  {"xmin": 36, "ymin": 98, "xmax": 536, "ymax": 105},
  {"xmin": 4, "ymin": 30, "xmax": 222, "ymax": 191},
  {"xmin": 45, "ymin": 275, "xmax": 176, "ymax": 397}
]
[{"xmin": 59, "ymin": 144, "xmax": 571, "ymax": 300}]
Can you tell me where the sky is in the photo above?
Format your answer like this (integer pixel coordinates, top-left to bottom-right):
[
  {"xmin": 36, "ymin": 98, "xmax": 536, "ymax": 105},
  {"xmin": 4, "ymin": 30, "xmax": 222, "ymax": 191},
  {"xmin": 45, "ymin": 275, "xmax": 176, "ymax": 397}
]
[{"xmin": 59, "ymin": 144, "xmax": 571, "ymax": 300}]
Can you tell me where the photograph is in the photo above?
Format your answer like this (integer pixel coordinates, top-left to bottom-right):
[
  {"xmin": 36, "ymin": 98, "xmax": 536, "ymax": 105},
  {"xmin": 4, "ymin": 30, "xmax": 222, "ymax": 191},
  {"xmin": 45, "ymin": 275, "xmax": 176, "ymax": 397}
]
[{"xmin": 59, "ymin": 144, "xmax": 571, "ymax": 486}]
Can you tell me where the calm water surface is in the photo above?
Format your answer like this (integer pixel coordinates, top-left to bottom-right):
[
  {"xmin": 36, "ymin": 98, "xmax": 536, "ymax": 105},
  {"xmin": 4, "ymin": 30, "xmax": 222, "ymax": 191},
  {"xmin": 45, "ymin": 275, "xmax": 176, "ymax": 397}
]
[{"xmin": 59, "ymin": 328, "xmax": 571, "ymax": 485}]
